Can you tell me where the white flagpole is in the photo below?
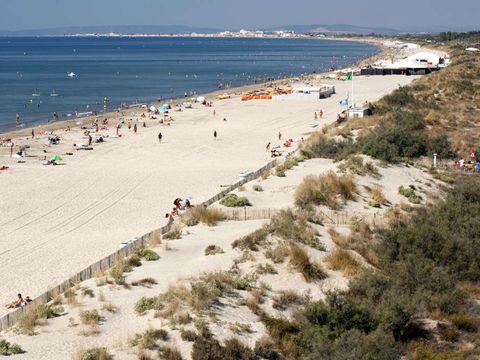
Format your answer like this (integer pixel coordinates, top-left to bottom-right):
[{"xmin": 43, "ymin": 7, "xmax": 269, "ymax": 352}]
[{"xmin": 351, "ymin": 70, "xmax": 354, "ymax": 108}]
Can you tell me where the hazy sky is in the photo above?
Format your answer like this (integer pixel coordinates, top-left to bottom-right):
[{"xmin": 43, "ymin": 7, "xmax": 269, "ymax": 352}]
[{"xmin": 1, "ymin": 0, "xmax": 479, "ymax": 31}]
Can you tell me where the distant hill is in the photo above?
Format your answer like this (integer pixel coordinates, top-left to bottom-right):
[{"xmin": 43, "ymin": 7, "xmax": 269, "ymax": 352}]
[{"xmin": 264, "ymin": 24, "xmax": 401, "ymax": 35}]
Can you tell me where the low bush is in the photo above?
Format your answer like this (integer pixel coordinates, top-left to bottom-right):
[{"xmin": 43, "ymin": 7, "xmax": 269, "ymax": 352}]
[
  {"xmin": 182, "ymin": 206, "xmax": 226, "ymax": 226},
  {"xmin": 268, "ymin": 209, "xmax": 318, "ymax": 244},
  {"xmin": 134, "ymin": 296, "xmax": 164, "ymax": 315},
  {"xmin": 131, "ymin": 277, "xmax": 158, "ymax": 287},
  {"xmin": 338, "ymin": 155, "xmax": 381, "ymax": 179},
  {"xmin": 127, "ymin": 255, "xmax": 142, "ymax": 267},
  {"xmin": 131, "ymin": 329, "xmax": 169, "ymax": 350},
  {"xmin": 158, "ymin": 346, "xmax": 184, "ymax": 360},
  {"xmin": 80, "ymin": 309, "xmax": 100, "ymax": 326},
  {"xmin": 325, "ymin": 249, "xmax": 362, "ymax": 277},
  {"xmin": 76, "ymin": 347, "xmax": 110, "ymax": 360},
  {"xmin": 136, "ymin": 248, "xmax": 160, "ymax": 261},
  {"xmin": 288, "ymin": 244, "xmax": 326, "ymax": 282},
  {"xmin": 163, "ymin": 222, "xmax": 183, "ymax": 240},
  {"xmin": 0, "ymin": 340, "xmax": 23, "ymax": 355},
  {"xmin": 272, "ymin": 290, "xmax": 307, "ymax": 311},
  {"xmin": 294, "ymin": 172, "xmax": 357, "ymax": 210},
  {"xmin": 180, "ymin": 329, "xmax": 198, "ymax": 342},
  {"xmin": 232, "ymin": 227, "xmax": 269, "ymax": 251},
  {"xmin": 398, "ymin": 185, "xmax": 422, "ymax": 204},
  {"xmin": 300, "ymin": 133, "xmax": 356, "ymax": 161},
  {"xmin": 253, "ymin": 184, "xmax": 264, "ymax": 192},
  {"xmin": 256, "ymin": 263, "xmax": 278, "ymax": 275},
  {"xmin": 204, "ymin": 245, "xmax": 225, "ymax": 256},
  {"xmin": 220, "ymin": 194, "xmax": 251, "ymax": 207}
]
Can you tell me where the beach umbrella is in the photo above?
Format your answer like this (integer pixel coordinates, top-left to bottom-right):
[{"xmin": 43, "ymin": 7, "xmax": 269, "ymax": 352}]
[
  {"xmin": 183, "ymin": 195, "xmax": 192, "ymax": 201},
  {"xmin": 50, "ymin": 155, "xmax": 62, "ymax": 162}
]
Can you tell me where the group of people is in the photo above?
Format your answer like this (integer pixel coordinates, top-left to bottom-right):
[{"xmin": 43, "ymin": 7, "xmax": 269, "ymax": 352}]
[
  {"xmin": 5, "ymin": 293, "xmax": 32, "ymax": 309},
  {"xmin": 455, "ymin": 158, "xmax": 480, "ymax": 171},
  {"xmin": 166, "ymin": 197, "xmax": 192, "ymax": 219}
]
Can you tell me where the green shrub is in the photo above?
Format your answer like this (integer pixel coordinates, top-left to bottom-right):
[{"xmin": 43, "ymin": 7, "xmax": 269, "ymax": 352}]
[
  {"xmin": 80, "ymin": 309, "xmax": 100, "ymax": 325},
  {"xmin": 204, "ymin": 245, "xmax": 225, "ymax": 256},
  {"xmin": 158, "ymin": 346, "xmax": 184, "ymax": 360},
  {"xmin": 268, "ymin": 209, "xmax": 318, "ymax": 244},
  {"xmin": 301, "ymin": 133, "xmax": 356, "ymax": 160},
  {"xmin": 136, "ymin": 248, "xmax": 160, "ymax": 261},
  {"xmin": 275, "ymin": 166, "xmax": 286, "ymax": 177},
  {"xmin": 0, "ymin": 340, "xmax": 23, "ymax": 356},
  {"xmin": 253, "ymin": 184, "xmax": 264, "ymax": 192},
  {"xmin": 180, "ymin": 329, "xmax": 198, "ymax": 342},
  {"xmin": 398, "ymin": 185, "xmax": 422, "ymax": 204},
  {"xmin": 232, "ymin": 227, "xmax": 269, "ymax": 251},
  {"xmin": 220, "ymin": 194, "xmax": 251, "ymax": 207},
  {"xmin": 127, "ymin": 255, "xmax": 142, "ymax": 267},
  {"xmin": 77, "ymin": 347, "xmax": 110, "ymax": 360},
  {"xmin": 134, "ymin": 296, "xmax": 164, "ymax": 314}
]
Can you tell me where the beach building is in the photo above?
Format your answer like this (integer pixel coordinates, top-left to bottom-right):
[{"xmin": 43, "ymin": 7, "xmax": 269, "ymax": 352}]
[
  {"xmin": 348, "ymin": 107, "xmax": 370, "ymax": 119},
  {"xmin": 361, "ymin": 51, "xmax": 448, "ymax": 76}
]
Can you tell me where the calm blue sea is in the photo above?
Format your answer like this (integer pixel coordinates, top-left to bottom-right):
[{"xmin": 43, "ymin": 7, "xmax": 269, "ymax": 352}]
[{"xmin": 0, "ymin": 37, "xmax": 377, "ymax": 132}]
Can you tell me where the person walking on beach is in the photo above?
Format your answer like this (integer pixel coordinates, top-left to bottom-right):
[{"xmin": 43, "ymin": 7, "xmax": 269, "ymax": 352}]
[
  {"xmin": 88, "ymin": 134, "xmax": 93, "ymax": 146},
  {"xmin": 314, "ymin": 112, "xmax": 318, "ymax": 120},
  {"xmin": 158, "ymin": 132, "xmax": 162, "ymax": 143},
  {"xmin": 213, "ymin": 109, "xmax": 216, "ymax": 117},
  {"xmin": 16, "ymin": 113, "xmax": 20, "ymax": 126},
  {"xmin": 31, "ymin": 128, "xmax": 35, "ymax": 139},
  {"xmin": 266, "ymin": 142, "xmax": 271, "ymax": 152},
  {"xmin": 134, "ymin": 123, "xmax": 137, "ymax": 134},
  {"xmin": 278, "ymin": 132, "xmax": 282, "ymax": 141},
  {"xmin": 320, "ymin": 110, "xmax": 324, "ymax": 119},
  {"xmin": 10, "ymin": 143, "xmax": 13, "ymax": 158},
  {"xmin": 214, "ymin": 130, "xmax": 217, "ymax": 140}
]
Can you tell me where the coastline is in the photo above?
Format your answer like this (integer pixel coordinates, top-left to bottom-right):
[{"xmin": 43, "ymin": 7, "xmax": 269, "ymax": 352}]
[
  {"xmin": 0, "ymin": 37, "xmax": 384, "ymax": 139},
  {"xmin": 0, "ymin": 39, "xmax": 421, "ymax": 324}
]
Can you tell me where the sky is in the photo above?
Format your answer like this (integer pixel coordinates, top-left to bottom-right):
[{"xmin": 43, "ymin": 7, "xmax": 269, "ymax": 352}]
[{"xmin": 1, "ymin": 0, "xmax": 479, "ymax": 32}]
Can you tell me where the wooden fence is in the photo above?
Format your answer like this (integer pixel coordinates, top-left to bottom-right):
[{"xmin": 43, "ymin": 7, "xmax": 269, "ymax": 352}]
[
  {"xmin": 0, "ymin": 159, "xmax": 280, "ymax": 332},
  {"xmin": 220, "ymin": 207, "xmax": 388, "ymax": 227}
]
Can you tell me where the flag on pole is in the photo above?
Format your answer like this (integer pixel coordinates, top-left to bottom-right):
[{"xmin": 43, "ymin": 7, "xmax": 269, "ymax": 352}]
[
  {"xmin": 339, "ymin": 99, "xmax": 348, "ymax": 106},
  {"xmin": 346, "ymin": 72, "xmax": 353, "ymax": 81}
]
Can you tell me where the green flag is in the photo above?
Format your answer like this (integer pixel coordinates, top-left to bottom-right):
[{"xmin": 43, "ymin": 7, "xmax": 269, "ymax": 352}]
[{"xmin": 346, "ymin": 72, "xmax": 353, "ymax": 81}]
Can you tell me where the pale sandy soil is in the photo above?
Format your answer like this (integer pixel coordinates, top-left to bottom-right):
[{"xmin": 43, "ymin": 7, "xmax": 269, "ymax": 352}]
[
  {"xmin": 0, "ymin": 74, "xmax": 420, "ymax": 319},
  {"xmin": 0, "ymin": 153, "xmax": 443, "ymax": 359}
]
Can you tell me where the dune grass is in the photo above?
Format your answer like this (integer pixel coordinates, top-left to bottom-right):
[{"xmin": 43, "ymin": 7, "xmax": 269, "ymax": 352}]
[
  {"xmin": 182, "ymin": 206, "xmax": 226, "ymax": 227},
  {"xmin": 325, "ymin": 249, "xmax": 362, "ymax": 276},
  {"xmin": 295, "ymin": 171, "xmax": 357, "ymax": 210}
]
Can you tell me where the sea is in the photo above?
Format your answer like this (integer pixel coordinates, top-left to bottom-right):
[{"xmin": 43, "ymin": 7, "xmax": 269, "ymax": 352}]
[{"xmin": 0, "ymin": 36, "xmax": 377, "ymax": 132}]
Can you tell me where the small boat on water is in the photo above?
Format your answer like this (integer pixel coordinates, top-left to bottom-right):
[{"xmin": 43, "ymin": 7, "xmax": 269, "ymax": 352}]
[
  {"xmin": 50, "ymin": 89, "xmax": 59, "ymax": 97},
  {"xmin": 32, "ymin": 89, "xmax": 41, "ymax": 97}
]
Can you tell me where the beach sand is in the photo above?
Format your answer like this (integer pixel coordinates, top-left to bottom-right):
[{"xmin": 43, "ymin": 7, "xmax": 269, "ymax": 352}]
[{"xmin": 0, "ymin": 73, "xmax": 419, "ymax": 318}]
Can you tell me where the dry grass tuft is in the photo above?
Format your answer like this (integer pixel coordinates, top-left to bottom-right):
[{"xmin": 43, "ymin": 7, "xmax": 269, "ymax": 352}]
[
  {"xmin": 325, "ymin": 249, "xmax": 362, "ymax": 277},
  {"xmin": 182, "ymin": 206, "xmax": 226, "ymax": 227},
  {"xmin": 272, "ymin": 290, "xmax": 307, "ymax": 310},
  {"xmin": 163, "ymin": 222, "xmax": 183, "ymax": 240},
  {"xmin": 288, "ymin": 244, "xmax": 326, "ymax": 282},
  {"xmin": 148, "ymin": 229, "xmax": 162, "ymax": 247},
  {"xmin": 295, "ymin": 171, "xmax": 357, "ymax": 210},
  {"xmin": 102, "ymin": 302, "xmax": 119, "ymax": 313},
  {"xmin": 370, "ymin": 185, "xmax": 386, "ymax": 207}
]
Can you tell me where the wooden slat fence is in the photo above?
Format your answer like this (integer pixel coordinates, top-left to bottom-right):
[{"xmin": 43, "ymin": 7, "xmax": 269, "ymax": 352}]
[{"xmin": 0, "ymin": 159, "xmax": 280, "ymax": 332}]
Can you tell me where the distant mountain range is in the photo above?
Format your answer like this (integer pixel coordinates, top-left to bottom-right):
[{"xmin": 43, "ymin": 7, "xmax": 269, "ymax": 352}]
[
  {"xmin": 0, "ymin": 24, "xmax": 475, "ymax": 37},
  {"xmin": 264, "ymin": 24, "xmax": 401, "ymax": 35}
]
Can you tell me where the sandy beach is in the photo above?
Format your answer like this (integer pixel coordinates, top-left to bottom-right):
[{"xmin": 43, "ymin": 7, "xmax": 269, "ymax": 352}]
[{"xmin": 0, "ymin": 72, "xmax": 419, "ymax": 319}]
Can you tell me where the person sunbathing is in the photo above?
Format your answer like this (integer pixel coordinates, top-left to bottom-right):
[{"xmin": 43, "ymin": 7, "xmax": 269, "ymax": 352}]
[{"xmin": 5, "ymin": 293, "xmax": 24, "ymax": 308}]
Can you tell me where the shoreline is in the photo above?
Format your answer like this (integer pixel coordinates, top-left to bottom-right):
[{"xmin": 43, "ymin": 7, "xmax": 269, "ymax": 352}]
[
  {"xmin": 0, "ymin": 40, "xmax": 419, "ymax": 323},
  {"xmin": 0, "ymin": 37, "xmax": 383, "ymax": 138}
]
